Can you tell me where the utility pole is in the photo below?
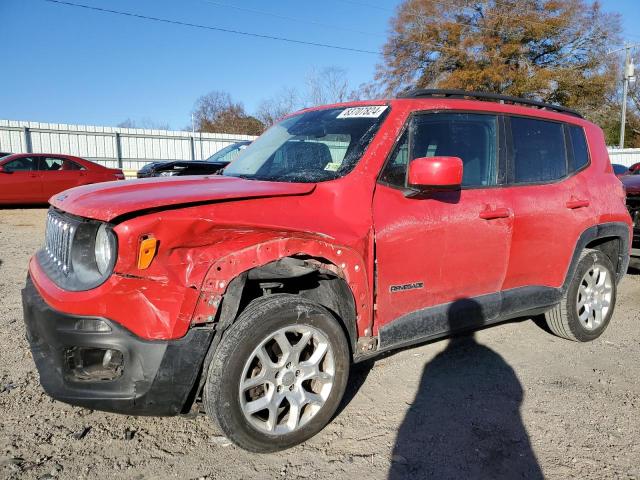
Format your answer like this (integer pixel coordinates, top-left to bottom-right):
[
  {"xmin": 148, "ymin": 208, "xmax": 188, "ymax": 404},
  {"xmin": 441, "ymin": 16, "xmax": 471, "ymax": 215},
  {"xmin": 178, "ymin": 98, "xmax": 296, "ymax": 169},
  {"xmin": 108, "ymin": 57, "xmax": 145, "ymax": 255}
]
[
  {"xmin": 620, "ymin": 45, "xmax": 636, "ymax": 148},
  {"xmin": 620, "ymin": 45, "xmax": 631, "ymax": 148}
]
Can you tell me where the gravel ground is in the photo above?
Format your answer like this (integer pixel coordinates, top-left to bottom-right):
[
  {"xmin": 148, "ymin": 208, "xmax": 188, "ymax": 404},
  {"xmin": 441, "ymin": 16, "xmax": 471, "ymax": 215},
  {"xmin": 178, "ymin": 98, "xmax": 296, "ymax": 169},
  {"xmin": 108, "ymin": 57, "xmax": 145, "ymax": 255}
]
[{"xmin": 1, "ymin": 208, "xmax": 639, "ymax": 480}]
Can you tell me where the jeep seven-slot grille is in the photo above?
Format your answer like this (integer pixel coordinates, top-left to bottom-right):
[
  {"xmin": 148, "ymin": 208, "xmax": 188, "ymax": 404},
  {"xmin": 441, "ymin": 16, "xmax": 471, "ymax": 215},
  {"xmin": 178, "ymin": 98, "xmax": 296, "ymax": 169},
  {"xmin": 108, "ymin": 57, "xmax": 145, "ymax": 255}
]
[{"xmin": 44, "ymin": 211, "xmax": 76, "ymax": 275}]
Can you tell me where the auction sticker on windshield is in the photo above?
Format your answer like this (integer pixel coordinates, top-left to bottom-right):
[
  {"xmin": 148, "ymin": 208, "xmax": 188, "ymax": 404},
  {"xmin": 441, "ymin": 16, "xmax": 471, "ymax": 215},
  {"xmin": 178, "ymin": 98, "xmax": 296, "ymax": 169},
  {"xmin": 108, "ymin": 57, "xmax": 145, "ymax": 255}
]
[{"xmin": 337, "ymin": 106, "xmax": 388, "ymax": 119}]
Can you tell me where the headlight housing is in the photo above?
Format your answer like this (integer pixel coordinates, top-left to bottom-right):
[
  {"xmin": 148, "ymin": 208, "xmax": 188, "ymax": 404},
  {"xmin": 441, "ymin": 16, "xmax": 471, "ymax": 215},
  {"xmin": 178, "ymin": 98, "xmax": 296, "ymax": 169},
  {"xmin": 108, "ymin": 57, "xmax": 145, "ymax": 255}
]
[
  {"xmin": 38, "ymin": 210, "xmax": 118, "ymax": 291},
  {"xmin": 95, "ymin": 224, "xmax": 113, "ymax": 275}
]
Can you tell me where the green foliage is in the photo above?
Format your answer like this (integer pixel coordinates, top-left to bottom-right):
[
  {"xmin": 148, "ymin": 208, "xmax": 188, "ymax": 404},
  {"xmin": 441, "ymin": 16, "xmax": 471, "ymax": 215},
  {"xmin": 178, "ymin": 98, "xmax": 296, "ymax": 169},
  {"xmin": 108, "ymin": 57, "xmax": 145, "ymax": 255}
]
[
  {"xmin": 376, "ymin": 0, "xmax": 624, "ymax": 134},
  {"xmin": 193, "ymin": 91, "xmax": 265, "ymax": 136}
]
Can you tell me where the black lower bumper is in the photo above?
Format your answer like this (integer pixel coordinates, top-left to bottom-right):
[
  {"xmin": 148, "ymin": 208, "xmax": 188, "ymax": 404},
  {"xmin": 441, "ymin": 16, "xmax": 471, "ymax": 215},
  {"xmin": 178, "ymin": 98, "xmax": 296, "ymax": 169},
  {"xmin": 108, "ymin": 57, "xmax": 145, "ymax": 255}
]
[{"xmin": 22, "ymin": 276, "xmax": 213, "ymax": 416}]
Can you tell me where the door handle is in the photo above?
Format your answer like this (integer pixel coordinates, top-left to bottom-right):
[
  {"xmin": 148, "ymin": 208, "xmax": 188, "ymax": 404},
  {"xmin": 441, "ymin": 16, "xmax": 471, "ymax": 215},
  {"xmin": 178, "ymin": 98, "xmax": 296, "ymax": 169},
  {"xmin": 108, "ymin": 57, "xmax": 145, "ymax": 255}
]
[
  {"xmin": 479, "ymin": 206, "xmax": 511, "ymax": 220},
  {"xmin": 566, "ymin": 198, "xmax": 590, "ymax": 209}
]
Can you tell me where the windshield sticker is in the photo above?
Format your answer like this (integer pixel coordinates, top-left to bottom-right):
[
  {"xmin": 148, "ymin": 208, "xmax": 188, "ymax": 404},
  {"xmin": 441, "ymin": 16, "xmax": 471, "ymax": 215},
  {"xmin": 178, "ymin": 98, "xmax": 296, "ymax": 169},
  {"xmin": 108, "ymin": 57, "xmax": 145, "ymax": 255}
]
[
  {"xmin": 324, "ymin": 162, "xmax": 341, "ymax": 172},
  {"xmin": 337, "ymin": 106, "xmax": 388, "ymax": 119}
]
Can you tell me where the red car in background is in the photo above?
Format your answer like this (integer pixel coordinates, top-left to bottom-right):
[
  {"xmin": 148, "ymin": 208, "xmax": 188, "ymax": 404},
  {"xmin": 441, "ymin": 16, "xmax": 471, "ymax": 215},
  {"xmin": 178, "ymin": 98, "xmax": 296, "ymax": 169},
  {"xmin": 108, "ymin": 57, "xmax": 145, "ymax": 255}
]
[{"xmin": 0, "ymin": 153, "xmax": 124, "ymax": 205}]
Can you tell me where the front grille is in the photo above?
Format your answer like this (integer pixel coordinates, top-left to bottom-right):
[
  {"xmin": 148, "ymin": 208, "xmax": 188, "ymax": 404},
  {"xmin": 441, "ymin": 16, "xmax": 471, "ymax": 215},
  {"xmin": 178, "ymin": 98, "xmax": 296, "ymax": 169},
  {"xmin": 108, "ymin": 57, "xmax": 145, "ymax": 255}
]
[{"xmin": 44, "ymin": 210, "xmax": 76, "ymax": 275}]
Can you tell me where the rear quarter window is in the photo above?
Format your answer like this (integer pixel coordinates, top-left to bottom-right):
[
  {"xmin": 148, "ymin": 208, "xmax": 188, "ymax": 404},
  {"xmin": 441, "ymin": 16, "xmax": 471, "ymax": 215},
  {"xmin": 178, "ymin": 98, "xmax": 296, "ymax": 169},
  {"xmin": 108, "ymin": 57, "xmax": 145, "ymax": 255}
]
[{"xmin": 568, "ymin": 125, "xmax": 589, "ymax": 172}]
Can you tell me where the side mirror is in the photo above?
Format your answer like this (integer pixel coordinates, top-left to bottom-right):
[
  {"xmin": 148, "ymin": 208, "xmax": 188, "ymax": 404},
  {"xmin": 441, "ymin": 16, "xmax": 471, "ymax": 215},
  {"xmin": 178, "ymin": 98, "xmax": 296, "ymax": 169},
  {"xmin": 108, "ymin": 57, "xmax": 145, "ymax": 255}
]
[
  {"xmin": 408, "ymin": 156, "xmax": 463, "ymax": 190},
  {"xmin": 0, "ymin": 165, "xmax": 10, "ymax": 174}
]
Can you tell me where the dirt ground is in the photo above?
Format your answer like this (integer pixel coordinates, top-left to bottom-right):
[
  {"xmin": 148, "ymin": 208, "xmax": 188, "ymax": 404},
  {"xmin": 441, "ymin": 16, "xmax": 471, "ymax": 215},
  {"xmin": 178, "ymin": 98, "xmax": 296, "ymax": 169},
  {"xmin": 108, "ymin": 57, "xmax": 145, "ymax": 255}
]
[{"xmin": 1, "ymin": 208, "xmax": 639, "ymax": 480}]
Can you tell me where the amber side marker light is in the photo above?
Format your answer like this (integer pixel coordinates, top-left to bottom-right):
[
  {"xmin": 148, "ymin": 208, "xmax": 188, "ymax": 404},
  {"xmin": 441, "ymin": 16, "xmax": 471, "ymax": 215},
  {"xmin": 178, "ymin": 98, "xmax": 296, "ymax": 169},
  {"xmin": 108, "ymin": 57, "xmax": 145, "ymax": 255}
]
[{"xmin": 137, "ymin": 236, "xmax": 158, "ymax": 269}]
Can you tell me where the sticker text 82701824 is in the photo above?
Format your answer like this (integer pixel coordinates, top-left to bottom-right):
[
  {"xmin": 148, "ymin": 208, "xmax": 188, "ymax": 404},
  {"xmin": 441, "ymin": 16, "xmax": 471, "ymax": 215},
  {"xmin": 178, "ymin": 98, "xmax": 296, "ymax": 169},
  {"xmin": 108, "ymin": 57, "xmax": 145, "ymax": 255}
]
[{"xmin": 337, "ymin": 106, "xmax": 388, "ymax": 119}]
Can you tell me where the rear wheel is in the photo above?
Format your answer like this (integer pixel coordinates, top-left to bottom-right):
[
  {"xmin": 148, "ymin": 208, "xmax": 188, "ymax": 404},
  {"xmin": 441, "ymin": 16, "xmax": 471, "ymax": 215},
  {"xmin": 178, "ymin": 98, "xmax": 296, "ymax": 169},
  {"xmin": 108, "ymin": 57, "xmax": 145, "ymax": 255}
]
[
  {"xmin": 203, "ymin": 294, "xmax": 350, "ymax": 452},
  {"xmin": 545, "ymin": 249, "xmax": 616, "ymax": 342}
]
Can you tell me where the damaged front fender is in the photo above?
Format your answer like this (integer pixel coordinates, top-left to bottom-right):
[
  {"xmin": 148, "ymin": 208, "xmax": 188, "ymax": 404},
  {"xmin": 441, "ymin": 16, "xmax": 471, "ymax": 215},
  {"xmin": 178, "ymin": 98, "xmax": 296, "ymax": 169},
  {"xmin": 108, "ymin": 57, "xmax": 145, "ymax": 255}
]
[{"xmin": 189, "ymin": 235, "xmax": 373, "ymax": 339}]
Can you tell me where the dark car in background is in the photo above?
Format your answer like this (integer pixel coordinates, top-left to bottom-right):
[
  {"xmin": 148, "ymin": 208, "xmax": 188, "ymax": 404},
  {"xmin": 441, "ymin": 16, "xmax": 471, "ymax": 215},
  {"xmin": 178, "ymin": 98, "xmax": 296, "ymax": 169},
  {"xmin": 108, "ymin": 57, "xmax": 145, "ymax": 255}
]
[
  {"xmin": 620, "ymin": 171, "xmax": 640, "ymax": 262},
  {"xmin": 136, "ymin": 141, "xmax": 250, "ymax": 178},
  {"xmin": 621, "ymin": 169, "xmax": 640, "ymax": 266},
  {"xmin": 613, "ymin": 163, "xmax": 630, "ymax": 177}
]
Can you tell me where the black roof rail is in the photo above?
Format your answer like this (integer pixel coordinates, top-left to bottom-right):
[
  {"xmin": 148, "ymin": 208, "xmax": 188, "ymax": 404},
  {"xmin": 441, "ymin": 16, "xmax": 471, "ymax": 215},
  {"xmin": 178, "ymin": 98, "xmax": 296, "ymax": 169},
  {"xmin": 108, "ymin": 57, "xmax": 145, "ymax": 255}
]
[{"xmin": 397, "ymin": 88, "xmax": 583, "ymax": 118}]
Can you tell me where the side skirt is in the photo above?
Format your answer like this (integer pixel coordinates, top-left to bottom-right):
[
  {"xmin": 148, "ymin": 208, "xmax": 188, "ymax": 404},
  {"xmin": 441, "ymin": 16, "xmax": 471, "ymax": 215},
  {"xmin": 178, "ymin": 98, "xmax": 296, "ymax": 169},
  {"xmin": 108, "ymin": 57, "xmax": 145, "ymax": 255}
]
[{"xmin": 376, "ymin": 286, "xmax": 560, "ymax": 353}]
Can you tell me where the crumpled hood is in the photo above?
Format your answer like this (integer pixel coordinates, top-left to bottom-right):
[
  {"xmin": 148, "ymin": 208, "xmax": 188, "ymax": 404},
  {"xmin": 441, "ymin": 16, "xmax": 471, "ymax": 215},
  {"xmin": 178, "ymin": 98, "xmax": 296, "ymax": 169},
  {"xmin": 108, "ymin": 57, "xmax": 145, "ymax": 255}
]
[
  {"xmin": 622, "ymin": 174, "xmax": 640, "ymax": 195},
  {"xmin": 50, "ymin": 175, "xmax": 316, "ymax": 222}
]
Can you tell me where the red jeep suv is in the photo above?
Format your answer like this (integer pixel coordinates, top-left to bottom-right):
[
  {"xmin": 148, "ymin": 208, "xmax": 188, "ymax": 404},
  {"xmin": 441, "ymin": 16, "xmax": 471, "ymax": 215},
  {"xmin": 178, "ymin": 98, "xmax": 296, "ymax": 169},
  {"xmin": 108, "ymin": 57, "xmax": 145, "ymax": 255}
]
[{"xmin": 22, "ymin": 90, "xmax": 631, "ymax": 452}]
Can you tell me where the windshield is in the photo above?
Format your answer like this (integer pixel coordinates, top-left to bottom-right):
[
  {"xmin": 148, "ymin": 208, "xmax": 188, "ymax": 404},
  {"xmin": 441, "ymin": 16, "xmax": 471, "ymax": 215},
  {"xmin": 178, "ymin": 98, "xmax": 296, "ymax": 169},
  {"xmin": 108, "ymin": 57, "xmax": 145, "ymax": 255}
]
[
  {"xmin": 223, "ymin": 106, "xmax": 389, "ymax": 182},
  {"xmin": 206, "ymin": 142, "xmax": 250, "ymax": 163}
]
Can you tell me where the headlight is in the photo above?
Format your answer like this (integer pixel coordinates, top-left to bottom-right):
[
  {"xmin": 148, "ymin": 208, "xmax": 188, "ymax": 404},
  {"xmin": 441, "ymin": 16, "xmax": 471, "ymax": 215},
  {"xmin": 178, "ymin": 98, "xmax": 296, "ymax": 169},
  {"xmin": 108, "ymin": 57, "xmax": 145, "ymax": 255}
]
[
  {"xmin": 39, "ymin": 212, "xmax": 118, "ymax": 291},
  {"xmin": 95, "ymin": 224, "xmax": 113, "ymax": 275}
]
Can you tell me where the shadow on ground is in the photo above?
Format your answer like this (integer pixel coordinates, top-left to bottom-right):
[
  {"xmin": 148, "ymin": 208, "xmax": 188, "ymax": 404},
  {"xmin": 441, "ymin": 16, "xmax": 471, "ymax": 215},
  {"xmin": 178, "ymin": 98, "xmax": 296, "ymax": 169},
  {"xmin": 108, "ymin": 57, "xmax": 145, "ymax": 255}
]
[
  {"xmin": 627, "ymin": 264, "xmax": 640, "ymax": 275},
  {"xmin": 388, "ymin": 299, "xmax": 543, "ymax": 480},
  {"xmin": 334, "ymin": 359, "xmax": 374, "ymax": 418}
]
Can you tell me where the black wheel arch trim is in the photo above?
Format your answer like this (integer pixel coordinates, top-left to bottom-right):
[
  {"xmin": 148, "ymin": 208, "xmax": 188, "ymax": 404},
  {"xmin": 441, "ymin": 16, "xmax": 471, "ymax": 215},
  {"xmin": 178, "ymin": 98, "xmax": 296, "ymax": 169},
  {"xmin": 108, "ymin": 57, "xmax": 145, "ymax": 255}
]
[{"xmin": 563, "ymin": 222, "xmax": 630, "ymax": 289}]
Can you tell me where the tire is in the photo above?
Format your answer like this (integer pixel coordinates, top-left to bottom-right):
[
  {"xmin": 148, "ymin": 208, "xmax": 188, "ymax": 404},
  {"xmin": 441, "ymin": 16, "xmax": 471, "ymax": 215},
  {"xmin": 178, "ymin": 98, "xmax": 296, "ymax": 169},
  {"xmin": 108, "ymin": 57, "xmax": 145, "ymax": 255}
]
[
  {"xmin": 203, "ymin": 294, "xmax": 350, "ymax": 452},
  {"xmin": 545, "ymin": 249, "xmax": 617, "ymax": 342}
]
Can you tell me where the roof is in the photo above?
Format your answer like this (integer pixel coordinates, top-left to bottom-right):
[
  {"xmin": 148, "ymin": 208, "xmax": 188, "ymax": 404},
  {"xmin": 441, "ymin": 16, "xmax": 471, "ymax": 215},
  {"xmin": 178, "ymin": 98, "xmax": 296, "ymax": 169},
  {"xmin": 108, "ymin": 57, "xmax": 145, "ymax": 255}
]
[{"xmin": 398, "ymin": 89, "xmax": 582, "ymax": 118}]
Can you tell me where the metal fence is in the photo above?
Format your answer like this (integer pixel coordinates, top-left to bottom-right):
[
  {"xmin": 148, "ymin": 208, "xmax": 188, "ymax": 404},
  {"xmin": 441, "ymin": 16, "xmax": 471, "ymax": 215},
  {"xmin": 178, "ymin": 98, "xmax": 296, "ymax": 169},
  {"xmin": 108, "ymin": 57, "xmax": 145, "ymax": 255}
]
[
  {"xmin": 0, "ymin": 120, "xmax": 257, "ymax": 171},
  {"xmin": 3, "ymin": 118, "xmax": 640, "ymax": 171},
  {"xmin": 607, "ymin": 148, "xmax": 640, "ymax": 167}
]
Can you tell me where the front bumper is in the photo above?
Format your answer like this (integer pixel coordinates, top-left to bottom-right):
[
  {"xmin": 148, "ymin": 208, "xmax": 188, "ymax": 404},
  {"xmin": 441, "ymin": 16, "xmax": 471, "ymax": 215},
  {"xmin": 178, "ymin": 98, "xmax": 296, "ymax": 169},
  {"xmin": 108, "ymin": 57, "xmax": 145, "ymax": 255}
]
[{"xmin": 22, "ymin": 276, "xmax": 213, "ymax": 416}]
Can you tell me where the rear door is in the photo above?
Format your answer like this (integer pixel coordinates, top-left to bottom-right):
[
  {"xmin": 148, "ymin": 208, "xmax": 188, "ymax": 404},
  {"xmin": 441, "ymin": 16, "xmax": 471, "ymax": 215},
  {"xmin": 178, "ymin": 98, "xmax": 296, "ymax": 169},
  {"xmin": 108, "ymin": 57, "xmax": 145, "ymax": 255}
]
[
  {"xmin": 0, "ymin": 157, "xmax": 42, "ymax": 203},
  {"xmin": 38, "ymin": 157, "xmax": 87, "ymax": 200},
  {"xmin": 372, "ymin": 112, "xmax": 512, "ymax": 342},
  {"xmin": 502, "ymin": 117, "xmax": 593, "ymax": 291}
]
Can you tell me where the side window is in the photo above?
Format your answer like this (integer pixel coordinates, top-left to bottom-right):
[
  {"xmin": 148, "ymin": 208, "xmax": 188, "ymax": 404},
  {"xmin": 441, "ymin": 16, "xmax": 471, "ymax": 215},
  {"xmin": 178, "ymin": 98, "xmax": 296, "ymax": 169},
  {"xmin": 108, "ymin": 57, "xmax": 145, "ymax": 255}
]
[
  {"xmin": 40, "ymin": 157, "xmax": 64, "ymax": 171},
  {"xmin": 4, "ymin": 157, "xmax": 36, "ymax": 171},
  {"xmin": 568, "ymin": 125, "xmax": 589, "ymax": 172},
  {"xmin": 63, "ymin": 160, "xmax": 85, "ymax": 171},
  {"xmin": 38, "ymin": 157, "xmax": 85, "ymax": 171},
  {"xmin": 380, "ymin": 113, "xmax": 498, "ymax": 188},
  {"xmin": 511, "ymin": 117, "xmax": 567, "ymax": 183},
  {"xmin": 379, "ymin": 130, "xmax": 409, "ymax": 186}
]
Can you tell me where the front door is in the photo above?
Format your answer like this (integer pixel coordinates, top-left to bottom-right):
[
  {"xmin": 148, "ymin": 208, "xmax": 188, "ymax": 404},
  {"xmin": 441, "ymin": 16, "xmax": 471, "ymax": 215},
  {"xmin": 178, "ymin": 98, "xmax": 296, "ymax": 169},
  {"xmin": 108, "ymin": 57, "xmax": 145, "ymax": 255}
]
[
  {"xmin": 372, "ymin": 112, "xmax": 512, "ymax": 347},
  {"xmin": 0, "ymin": 156, "xmax": 42, "ymax": 203}
]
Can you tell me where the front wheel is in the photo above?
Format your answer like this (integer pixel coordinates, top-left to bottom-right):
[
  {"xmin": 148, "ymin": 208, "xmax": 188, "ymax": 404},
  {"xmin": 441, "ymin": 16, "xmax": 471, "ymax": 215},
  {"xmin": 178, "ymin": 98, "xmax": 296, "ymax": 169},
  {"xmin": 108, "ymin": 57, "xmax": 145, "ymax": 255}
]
[
  {"xmin": 203, "ymin": 294, "xmax": 350, "ymax": 452},
  {"xmin": 545, "ymin": 249, "xmax": 617, "ymax": 342}
]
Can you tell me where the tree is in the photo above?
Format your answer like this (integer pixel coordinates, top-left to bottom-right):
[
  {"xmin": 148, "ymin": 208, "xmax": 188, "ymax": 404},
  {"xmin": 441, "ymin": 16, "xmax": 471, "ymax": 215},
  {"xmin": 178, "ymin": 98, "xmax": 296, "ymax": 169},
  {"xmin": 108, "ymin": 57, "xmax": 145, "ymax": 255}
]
[
  {"xmin": 255, "ymin": 67, "xmax": 357, "ymax": 127},
  {"xmin": 117, "ymin": 118, "xmax": 170, "ymax": 130},
  {"xmin": 256, "ymin": 87, "xmax": 300, "ymax": 127},
  {"xmin": 348, "ymin": 81, "xmax": 384, "ymax": 101},
  {"xmin": 192, "ymin": 91, "xmax": 265, "ymax": 135},
  {"xmin": 305, "ymin": 67, "xmax": 350, "ymax": 106},
  {"xmin": 376, "ymin": 0, "xmax": 621, "ymax": 116}
]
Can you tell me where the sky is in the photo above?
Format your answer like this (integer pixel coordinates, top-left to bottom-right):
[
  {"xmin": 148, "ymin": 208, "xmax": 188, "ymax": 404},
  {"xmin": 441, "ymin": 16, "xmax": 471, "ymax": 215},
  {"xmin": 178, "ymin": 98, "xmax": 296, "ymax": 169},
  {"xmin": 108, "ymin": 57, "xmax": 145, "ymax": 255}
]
[{"xmin": 2, "ymin": 0, "xmax": 640, "ymax": 130}]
